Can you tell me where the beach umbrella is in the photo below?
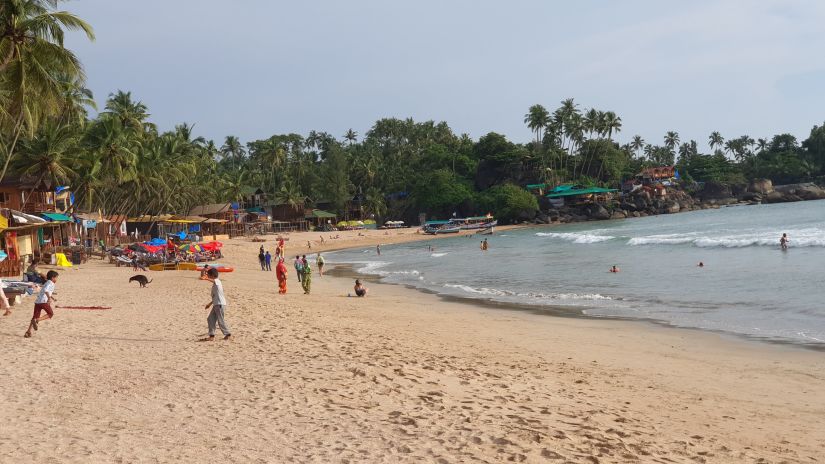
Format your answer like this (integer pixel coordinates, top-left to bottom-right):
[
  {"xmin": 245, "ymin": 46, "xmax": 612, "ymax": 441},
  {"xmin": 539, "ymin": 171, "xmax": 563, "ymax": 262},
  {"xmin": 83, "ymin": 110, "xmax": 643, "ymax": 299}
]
[{"xmin": 179, "ymin": 243, "xmax": 204, "ymax": 253}]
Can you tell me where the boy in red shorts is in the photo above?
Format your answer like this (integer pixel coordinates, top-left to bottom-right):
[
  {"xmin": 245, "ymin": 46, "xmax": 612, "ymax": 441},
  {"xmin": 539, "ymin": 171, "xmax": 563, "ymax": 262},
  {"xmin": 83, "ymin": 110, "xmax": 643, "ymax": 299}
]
[{"xmin": 24, "ymin": 270, "xmax": 58, "ymax": 338}]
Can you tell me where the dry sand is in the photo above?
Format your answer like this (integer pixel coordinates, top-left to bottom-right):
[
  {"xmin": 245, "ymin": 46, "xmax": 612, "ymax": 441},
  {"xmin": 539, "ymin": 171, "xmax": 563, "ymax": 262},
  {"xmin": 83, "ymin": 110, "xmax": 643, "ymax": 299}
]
[{"xmin": 1, "ymin": 228, "xmax": 824, "ymax": 463}]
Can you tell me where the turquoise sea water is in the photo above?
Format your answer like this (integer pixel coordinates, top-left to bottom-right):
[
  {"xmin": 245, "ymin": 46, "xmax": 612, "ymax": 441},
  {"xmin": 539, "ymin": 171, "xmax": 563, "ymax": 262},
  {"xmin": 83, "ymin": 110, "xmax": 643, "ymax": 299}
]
[{"xmin": 329, "ymin": 200, "xmax": 825, "ymax": 347}]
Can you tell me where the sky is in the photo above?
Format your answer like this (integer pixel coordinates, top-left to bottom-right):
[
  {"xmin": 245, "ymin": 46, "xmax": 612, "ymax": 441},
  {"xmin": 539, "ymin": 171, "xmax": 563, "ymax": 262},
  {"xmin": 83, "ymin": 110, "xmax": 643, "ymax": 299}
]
[{"xmin": 64, "ymin": 0, "xmax": 825, "ymax": 151}]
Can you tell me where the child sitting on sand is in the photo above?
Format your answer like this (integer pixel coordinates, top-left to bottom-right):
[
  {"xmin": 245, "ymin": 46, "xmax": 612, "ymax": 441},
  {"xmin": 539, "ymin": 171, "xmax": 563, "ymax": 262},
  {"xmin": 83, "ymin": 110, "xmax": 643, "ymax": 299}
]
[
  {"xmin": 24, "ymin": 271, "xmax": 58, "ymax": 338},
  {"xmin": 353, "ymin": 279, "xmax": 368, "ymax": 297}
]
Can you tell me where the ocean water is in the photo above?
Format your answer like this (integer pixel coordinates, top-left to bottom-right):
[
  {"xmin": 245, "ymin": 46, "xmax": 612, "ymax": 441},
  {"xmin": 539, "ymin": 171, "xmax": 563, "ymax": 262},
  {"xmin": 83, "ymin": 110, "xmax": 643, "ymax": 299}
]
[{"xmin": 329, "ymin": 200, "xmax": 825, "ymax": 347}]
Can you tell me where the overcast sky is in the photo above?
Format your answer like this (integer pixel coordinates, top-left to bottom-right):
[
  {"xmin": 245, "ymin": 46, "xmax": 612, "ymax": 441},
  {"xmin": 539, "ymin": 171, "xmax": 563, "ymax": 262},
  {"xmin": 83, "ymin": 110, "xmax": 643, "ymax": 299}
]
[{"xmin": 65, "ymin": 0, "xmax": 825, "ymax": 151}]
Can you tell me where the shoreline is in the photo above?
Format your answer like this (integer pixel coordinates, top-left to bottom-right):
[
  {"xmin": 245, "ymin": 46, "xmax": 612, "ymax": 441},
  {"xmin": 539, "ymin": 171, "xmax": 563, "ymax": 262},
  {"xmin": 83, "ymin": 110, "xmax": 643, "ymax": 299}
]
[
  {"xmin": 328, "ymin": 261, "xmax": 825, "ymax": 353},
  {"xmin": 1, "ymin": 230, "xmax": 823, "ymax": 462}
]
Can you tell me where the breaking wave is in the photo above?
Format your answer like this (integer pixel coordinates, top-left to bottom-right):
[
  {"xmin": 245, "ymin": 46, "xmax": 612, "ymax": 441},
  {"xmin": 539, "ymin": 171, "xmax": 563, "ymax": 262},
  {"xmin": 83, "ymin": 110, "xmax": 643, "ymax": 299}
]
[{"xmin": 535, "ymin": 232, "xmax": 614, "ymax": 244}]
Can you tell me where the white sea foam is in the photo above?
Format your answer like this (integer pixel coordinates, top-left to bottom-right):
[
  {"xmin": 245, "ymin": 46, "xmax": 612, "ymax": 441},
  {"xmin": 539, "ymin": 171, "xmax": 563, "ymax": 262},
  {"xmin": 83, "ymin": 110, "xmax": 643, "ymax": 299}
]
[
  {"xmin": 629, "ymin": 228, "xmax": 825, "ymax": 248},
  {"xmin": 443, "ymin": 283, "xmax": 612, "ymax": 302},
  {"xmin": 535, "ymin": 232, "xmax": 614, "ymax": 244},
  {"xmin": 357, "ymin": 261, "xmax": 390, "ymax": 274},
  {"xmin": 431, "ymin": 252, "xmax": 448, "ymax": 257}
]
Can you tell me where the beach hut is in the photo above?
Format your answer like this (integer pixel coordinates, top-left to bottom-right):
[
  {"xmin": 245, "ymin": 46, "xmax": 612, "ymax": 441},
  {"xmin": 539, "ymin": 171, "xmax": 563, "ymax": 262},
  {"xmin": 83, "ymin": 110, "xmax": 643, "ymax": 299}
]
[{"xmin": 306, "ymin": 209, "xmax": 337, "ymax": 230}]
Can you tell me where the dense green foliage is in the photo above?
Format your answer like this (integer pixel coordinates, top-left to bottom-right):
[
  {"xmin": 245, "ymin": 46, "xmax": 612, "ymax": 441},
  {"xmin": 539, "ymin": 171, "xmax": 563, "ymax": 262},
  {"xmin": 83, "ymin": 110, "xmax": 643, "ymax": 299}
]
[{"xmin": 2, "ymin": 2, "xmax": 825, "ymax": 225}]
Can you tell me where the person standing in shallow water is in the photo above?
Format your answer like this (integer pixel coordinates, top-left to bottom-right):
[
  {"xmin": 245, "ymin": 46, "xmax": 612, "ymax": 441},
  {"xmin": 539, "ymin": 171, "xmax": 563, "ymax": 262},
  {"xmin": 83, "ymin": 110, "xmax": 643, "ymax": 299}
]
[
  {"xmin": 780, "ymin": 233, "xmax": 789, "ymax": 250},
  {"xmin": 316, "ymin": 253, "xmax": 325, "ymax": 276}
]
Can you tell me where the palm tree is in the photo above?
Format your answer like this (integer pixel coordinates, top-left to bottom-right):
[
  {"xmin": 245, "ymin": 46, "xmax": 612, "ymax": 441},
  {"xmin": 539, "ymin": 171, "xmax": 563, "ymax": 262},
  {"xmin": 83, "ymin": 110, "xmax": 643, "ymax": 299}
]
[
  {"xmin": 84, "ymin": 116, "xmax": 138, "ymax": 184},
  {"xmin": 630, "ymin": 135, "xmax": 645, "ymax": 158},
  {"xmin": 55, "ymin": 73, "xmax": 96, "ymax": 126},
  {"xmin": 708, "ymin": 131, "xmax": 724, "ymax": 154},
  {"xmin": 0, "ymin": 0, "xmax": 95, "ymax": 181},
  {"xmin": 344, "ymin": 128, "xmax": 358, "ymax": 146},
  {"xmin": 274, "ymin": 180, "xmax": 306, "ymax": 212},
  {"xmin": 15, "ymin": 121, "xmax": 79, "ymax": 191},
  {"xmin": 104, "ymin": 90, "xmax": 153, "ymax": 133},
  {"xmin": 756, "ymin": 138, "xmax": 768, "ymax": 152},
  {"xmin": 583, "ymin": 108, "xmax": 599, "ymax": 139},
  {"xmin": 523, "ymin": 104, "xmax": 550, "ymax": 145},
  {"xmin": 603, "ymin": 111, "xmax": 622, "ymax": 141},
  {"xmin": 664, "ymin": 131, "xmax": 680, "ymax": 153},
  {"xmin": 221, "ymin": 135, "xmax": 245, "ymax": 171}
]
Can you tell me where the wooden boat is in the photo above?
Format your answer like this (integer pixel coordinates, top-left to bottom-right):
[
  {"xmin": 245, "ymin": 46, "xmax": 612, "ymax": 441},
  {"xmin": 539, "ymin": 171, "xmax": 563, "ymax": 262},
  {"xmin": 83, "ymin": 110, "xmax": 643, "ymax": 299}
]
[
  {"xmin": 449, "ymin": 216, "xmax": 497, "ymax": 230},
  {"xmin": 476, "ymin": 226, "xmax": 494, "ymax": 235},
  {"xmin": 149, "ymin": 262, "xmax": 198, "ymax": 271},
  {"xmin": 431, "ymin": 226, "xmax": 461, "ymax": 234}
]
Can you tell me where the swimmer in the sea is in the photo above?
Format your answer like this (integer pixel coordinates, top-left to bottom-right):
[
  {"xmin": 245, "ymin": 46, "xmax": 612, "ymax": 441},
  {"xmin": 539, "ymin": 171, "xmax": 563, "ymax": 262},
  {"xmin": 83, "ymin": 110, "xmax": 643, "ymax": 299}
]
[{"xmin": 610, "ymin": 265, "xmax": 620, "ymax": 273}]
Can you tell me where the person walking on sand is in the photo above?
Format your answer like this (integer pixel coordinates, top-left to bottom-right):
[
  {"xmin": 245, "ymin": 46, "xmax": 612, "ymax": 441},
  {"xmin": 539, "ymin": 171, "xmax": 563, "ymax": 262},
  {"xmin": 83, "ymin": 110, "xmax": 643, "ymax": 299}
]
[
  {"xmin": 203, "ymin": 268, "xmax": 231, "ymax": 341},
  {"xmin": 301, "ymin": 258, "xmax": 312, "ymax": 294},
  {"xmin": 780, "ymin": 233, "xmax": 789, "ymax": 250},
  {"xmin": 258, "ymin": 247, "xmax": 266, "ymax": 271},
  {"xmin": 294, "ymin": 255, "xmax": 304, "ymax": 283},
  {"xmin": 24, "ymin": 271, "xmax": 58, "ymax": 338},
  {"xmin": 264, "ymin": 251, "xmax": 272, "ymax": 271},
  {"xmin": 276, "ymin": 257, "xmax": 288, "ymax": 294},
  {"xmin": 316, "ymin": 252, "xmax": 325, "ymax": 276}
]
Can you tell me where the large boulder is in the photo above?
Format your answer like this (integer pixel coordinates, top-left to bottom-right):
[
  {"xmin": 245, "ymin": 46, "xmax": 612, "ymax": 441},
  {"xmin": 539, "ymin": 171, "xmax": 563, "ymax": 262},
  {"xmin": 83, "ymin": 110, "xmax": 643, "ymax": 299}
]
[
  {"xmin": 619, "ymin": 201, "xmax": 637, "ymax": 212},
  {"xmin": 535, "ymin": 212, "xmax": 551, "ymax": 224},
  {"xmin": 589, "ymin": 204, "xmax": 611, "ymax": 220},
  {"xmin": 748, "ymin": 178, "xmax": 774, "ymax": 194},
  {"xmin": 764, "ymin": 191, "xmax": 786, "ymax": 203},
  {"xmin": 698, "ymin": 181, "xmax": 733, "ymax": 202},
  {"xmin": 740, "ymin": 192, "xmax": 762, "ymax": 202},
  {"xmin": 662, "ymin": 201, "xmax": 681, "ymax": 214},
  {"xmin": 610, "ymin": 210, "xmax": 627, "ymax": 220},
  {"xmin": 796, "ymin": 185, "xmax": 825, "ymax": 200}
]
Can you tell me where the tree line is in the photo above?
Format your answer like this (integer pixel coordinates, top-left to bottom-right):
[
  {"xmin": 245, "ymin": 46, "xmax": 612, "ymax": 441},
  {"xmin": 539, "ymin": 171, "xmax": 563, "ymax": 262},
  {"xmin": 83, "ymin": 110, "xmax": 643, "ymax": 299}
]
[{"xmin": 2, "ymin": 1, "xmax": 825, "ymax": 225}]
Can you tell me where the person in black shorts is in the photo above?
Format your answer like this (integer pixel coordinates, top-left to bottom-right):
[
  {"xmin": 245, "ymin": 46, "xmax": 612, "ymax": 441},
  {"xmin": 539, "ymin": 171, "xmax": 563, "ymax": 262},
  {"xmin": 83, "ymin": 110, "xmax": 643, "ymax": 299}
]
[{"xmin": 353, "ymin": 279, "xmax": 368, "ymax": 297}]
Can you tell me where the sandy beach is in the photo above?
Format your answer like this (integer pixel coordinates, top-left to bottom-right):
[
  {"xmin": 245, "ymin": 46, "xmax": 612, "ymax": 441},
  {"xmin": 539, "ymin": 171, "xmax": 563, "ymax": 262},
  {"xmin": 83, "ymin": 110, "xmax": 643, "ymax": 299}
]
[{"xmin": 1, "ymin": 229, "xmax": 824, "ymax": 463}]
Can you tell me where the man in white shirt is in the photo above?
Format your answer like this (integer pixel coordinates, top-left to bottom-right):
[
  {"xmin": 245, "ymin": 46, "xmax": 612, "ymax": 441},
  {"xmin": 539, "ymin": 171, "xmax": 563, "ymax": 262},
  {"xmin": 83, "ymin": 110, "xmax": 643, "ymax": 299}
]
[{"xmin": 202, "ymin": 268, "xmax": 231, "ymax": 341}]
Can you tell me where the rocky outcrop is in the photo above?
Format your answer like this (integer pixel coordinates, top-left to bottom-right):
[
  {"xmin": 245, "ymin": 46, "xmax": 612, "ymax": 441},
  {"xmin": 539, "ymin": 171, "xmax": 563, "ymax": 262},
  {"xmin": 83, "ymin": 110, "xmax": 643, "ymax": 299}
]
[
  {"xmin": 763, "ymin": 183, "xmax": 825, "ymax": 203},
  {"xmin": 697, "ymin": 181, "xmax": 734, "ymax": 203},
  {"xmin": 748, "ymin": 179, "xmax": 774, "ymax": 194},
  {"xmin": 589, "ymin": 204, "xmax": 611, "ymax": 220},
  {"xmin": 536, "ymin": 181, "xmax": 825, "ymax": 226}
]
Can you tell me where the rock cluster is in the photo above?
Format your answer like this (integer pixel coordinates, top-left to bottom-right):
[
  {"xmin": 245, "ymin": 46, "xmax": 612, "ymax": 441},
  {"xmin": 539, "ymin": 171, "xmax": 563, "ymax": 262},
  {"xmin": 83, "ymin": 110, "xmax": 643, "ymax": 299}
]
[{"xmin": 529, "ymin": 179, "xmax": 825, "ymax": 225}]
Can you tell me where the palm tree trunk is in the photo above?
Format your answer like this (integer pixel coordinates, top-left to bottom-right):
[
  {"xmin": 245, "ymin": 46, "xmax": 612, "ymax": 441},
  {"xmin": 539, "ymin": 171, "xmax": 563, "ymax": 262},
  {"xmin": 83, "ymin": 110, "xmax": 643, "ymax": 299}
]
[{"xmin": 0, "ymin": 115, "xmax": 26, "ymax": 183}]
